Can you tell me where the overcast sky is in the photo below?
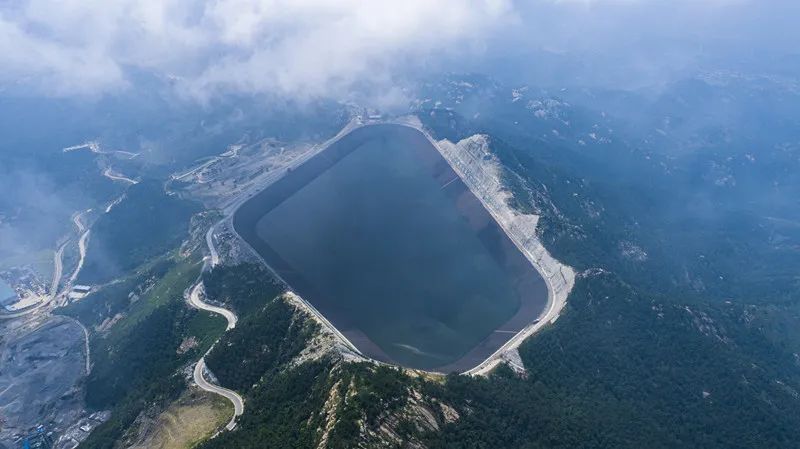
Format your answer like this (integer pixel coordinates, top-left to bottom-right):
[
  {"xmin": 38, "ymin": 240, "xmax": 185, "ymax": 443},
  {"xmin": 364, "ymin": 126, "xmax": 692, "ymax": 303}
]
[{"xmin": 0, "ymin": 0, "xmax": 797, "ymax": 99}]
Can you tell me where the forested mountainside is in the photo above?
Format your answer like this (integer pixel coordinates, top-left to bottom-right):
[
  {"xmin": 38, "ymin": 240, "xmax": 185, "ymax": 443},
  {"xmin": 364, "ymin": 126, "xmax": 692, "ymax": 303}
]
[
  {"xmin": 199, "ymin": 77, "xmax": 800, "ymax": 448},
  {"xmin": 5, "ymin": 1, "xmax": 798, "ymax": 446},
  {"xmin": 64, "ymin": 76, "xmax": 799, "ymax": 449},
  {"xmin": 190, "ymin": 264, "xmax": 800, "ymax": 448},
  {"xmin": 417, "ymin": 75, "xmax": 800, "ymax": 306},
  {"xmin": 78, "ymin": 180, "xmax": 201, "ymax": 284}
]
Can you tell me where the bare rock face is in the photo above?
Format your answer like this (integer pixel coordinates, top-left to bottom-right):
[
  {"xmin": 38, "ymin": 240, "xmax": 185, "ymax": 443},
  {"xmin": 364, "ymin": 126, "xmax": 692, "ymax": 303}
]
[{"xmin": 315, "ymin": 366, "xmax": 458, "ymax": 449}]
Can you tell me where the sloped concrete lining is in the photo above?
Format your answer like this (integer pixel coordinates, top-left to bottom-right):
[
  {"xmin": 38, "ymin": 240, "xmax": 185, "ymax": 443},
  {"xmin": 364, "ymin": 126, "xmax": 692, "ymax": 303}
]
[{"xmin": 431, "ymin": 132, "xmax": 576, "ymax": 376}]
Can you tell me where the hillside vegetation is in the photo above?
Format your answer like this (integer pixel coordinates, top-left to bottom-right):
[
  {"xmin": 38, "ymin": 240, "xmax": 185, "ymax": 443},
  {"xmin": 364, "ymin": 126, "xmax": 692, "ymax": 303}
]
[
  {"xmin": 72, "ymin": 74, "xmax": 800, "ymax": 449},
  {"xmin": 189, "ymin": 263, "xmax": 800, "ymax": 449},
  {"xmin": 74, "ymin": 253, "xmax": 226, "ymax": 449},
  {"xmin": 195, "ymin": 84, "xmax": 800, "ymax": 447},
  {"xmin": 79, "ymin": 180, "xmax": 200, "ymax": 284}
]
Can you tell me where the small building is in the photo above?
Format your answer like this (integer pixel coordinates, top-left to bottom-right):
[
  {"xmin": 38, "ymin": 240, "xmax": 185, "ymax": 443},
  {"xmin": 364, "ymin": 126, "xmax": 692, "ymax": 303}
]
[
  {"xmin": 68, "ymin": 285, "xmax": 92, "ymax": 301},
  {"xmin": 67, "ymin": 291, "xmax": 88, "ymax": 301}
]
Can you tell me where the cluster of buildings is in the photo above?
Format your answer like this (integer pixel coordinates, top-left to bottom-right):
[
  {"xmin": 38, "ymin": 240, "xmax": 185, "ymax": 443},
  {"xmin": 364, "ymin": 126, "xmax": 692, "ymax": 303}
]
[
  {"xmin": 0, "ymin": 268, "xmax": 46, "ymax": 312},
  {"xmin": 19, "ymin": 426, "xmax": 53, "ymax": 449}
]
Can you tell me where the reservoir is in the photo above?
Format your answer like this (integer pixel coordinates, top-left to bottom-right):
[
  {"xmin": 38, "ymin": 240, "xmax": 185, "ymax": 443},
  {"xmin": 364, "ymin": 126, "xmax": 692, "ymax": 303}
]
[{"xmin": 234, "ymin": 124, "xmax": 548, "ymax": 372}]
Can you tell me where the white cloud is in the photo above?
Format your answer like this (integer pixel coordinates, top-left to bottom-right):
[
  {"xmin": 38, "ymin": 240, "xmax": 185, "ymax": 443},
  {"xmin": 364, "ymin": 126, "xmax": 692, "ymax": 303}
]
[
  {"xmin": 0, "ymin": 0, "xmax": 513, "ymax": 99},
  {"xmin": 1, "ymin": 0, "xmax": 792, "ymax": 99}
]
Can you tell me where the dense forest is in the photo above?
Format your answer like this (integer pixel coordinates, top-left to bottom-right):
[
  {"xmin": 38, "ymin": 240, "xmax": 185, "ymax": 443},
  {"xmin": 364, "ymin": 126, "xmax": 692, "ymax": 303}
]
[
  {"xmin": 205, "ymin": 297, "xmax": 314, "ymax": 393},
  {"xmin": 79, "ymin": 180, "xmax": 200, "ymax": 284},
  {"xmin": 201, "ymin": 263, "xmax": 283, "ymax": 317},
  {"xmin": 198, "ymin": 275, "xmax": 429, "ymax": 449},
  {"xmin": 422, "ymin": 274, "xmax": 800, "ymax": 448},
  {"xmin": 183, "ymin": 263, "xmax": 800, "ymax": 448},
  {"xmin": 404, "ymin": 103, "xmax": 800, "ymax": 447}
]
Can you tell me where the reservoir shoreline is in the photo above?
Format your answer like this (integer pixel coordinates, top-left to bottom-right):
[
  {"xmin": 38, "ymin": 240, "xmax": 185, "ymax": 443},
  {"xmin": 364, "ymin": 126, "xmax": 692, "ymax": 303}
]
[{"xmin": 233, "ymin": 123, "xmax": 551, "ymax": 373}]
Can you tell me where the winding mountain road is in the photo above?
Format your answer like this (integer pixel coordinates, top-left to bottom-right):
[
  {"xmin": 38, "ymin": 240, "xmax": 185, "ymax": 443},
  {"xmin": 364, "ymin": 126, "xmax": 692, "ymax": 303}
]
[
  {"xmin": 1, "ymin": 207, "xmax": 87, "ymax": 319},
  {"xmin": 193, "ymin": 357, "xmax": 243, "ymax": 431},
  {"xmin": 51, "ymin": 243, "xmax": 66, "ymax": 300},
  {"xmin": 187, "ymin": 278, "xmax": 242, "ymax": 430},
  {"xmin": 66, "ymin": 210, "xmax": 91, "ymax": 287},
  {"xmin": 188, "ymin": 282, "xmax": 236, "ymax": 330},
  {"xmin": 205, "ymin": 227, "xmax": 220, "ymax": 268},
  {"xmin": 103, "ymin": 167, "xmax": 138, "ymax": 184}
]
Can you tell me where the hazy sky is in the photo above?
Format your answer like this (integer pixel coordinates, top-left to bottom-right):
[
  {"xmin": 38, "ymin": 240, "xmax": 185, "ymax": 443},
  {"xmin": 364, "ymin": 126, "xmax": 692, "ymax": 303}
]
[{"xmin": 0, "ymin": 0, "xmax": 797, "ymax": 99}]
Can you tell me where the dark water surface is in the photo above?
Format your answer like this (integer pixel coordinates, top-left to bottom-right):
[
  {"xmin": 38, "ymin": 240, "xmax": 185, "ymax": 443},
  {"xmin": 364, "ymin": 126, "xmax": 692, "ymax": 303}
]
[{"xmin": 234, "ymin": 124, "xmax": 548, "ymax": 372}]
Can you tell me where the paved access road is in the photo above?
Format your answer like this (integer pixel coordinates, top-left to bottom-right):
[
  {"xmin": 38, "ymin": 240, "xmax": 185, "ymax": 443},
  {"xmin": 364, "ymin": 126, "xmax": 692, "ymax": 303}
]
[
  {"xmin": 187, "ymin": 280, "xmax": 242, "ymax": 430},
  {"xmin": 103, "ymin": 167, "xmax": 138, "ymax": 184},
  {"xmin": 205, "ymin": 227, "xmax": 220, "ymax": 268},
  {"xmin": 188, "ymin": 282, "xmax": 236, "ymax": 330},
  {"xmin": 193, "ymin": 357, "xmax": 243, "ymax": 431}
]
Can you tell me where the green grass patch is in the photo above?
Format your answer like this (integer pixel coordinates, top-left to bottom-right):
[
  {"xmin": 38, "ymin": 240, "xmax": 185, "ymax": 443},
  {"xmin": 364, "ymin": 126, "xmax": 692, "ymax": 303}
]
[
  {"xmin": 186, "ymin": 310, "xmax": 227, "ymax": 354},
  {"xmin": 108, "ymin": 252, "xmax": 202, "ymax": 341},
  {"xmin": 83, "ymin": 251, "xmax": 223, "ymax": 448},
  {"xmin": 58, "ymin": 257, "xmax": 174, "ymax": 329}
]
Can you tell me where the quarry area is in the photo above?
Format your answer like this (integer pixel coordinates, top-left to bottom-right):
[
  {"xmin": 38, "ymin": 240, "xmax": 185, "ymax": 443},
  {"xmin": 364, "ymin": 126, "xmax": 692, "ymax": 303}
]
[{"xmin": 0, "ymin": 316, "xmax": 96, "ymax": 449}]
